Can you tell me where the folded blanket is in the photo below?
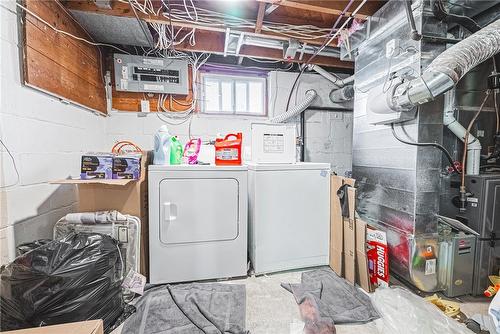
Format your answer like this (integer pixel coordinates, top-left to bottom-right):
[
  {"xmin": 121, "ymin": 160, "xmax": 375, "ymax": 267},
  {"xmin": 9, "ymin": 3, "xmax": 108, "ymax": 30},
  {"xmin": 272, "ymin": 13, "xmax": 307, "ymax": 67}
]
[{"xmin": 282, "ymin": 268, "xmax": 379, "ymax": 334}]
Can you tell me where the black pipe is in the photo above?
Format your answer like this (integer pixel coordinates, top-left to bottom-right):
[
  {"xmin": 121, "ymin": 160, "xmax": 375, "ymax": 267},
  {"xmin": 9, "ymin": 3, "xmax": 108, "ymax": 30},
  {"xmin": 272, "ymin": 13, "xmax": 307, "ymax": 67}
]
[
  {"xmin": 430, "ymin": 0, "xmax": 481, "ymax": 33},
  {"xmin": 300, "ymin": 112, "xmax": 306, "ymax": 162},
  {"xmin": 404, "ymin": 0, "xmax": 422, "ymax": 41}
]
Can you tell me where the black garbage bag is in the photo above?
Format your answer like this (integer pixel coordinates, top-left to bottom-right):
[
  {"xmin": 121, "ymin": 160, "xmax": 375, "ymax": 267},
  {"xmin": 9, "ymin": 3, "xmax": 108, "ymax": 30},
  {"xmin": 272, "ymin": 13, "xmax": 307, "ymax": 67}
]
[
  {"xmin": 16, "ymin": 239, "xmax": 52, "ymax": 256},
  {"xmin": 0, "ymin": 232, "xmax": 124, "ymax": 333}
]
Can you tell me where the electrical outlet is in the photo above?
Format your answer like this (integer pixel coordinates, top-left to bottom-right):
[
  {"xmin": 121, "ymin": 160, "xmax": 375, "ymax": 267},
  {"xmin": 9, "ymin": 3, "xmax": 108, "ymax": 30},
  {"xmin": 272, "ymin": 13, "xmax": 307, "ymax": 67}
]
[{"xmin": 331, "ymin": 112, "xmax": 343, "ymax": 120}]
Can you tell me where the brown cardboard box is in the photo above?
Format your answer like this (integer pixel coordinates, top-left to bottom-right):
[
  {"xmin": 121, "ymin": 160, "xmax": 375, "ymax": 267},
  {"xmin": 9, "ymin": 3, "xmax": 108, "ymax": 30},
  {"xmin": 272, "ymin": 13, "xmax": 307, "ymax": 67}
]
[
  {"xmin": 329, "ymin": 175, "xmax": 355, "ymax": 276},
  {"xmin": 355, "ymin": 218, "xmax": 372, "ymax": 292},
  {"xmin": 52, "ymin": 153, "xmax": 151, "ymax": 278},
  {"xmin": 3, "ymin": 320, "xmax": 103, "ymax": 334},
  {"xmin": 343, "ymin": 186, "xmax": 356, "ymax": 285}
]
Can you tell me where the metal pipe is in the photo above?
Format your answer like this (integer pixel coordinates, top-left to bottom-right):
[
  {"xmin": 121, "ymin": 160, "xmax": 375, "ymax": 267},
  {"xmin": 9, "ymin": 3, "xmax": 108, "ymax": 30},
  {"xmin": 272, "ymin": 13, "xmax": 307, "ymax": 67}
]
[
  {"xmin": 394, "ymin": 19, "xmax": 500, "ymax": 109},
  {"xmin": 330, "ymin": 85, "xmax": 354, "ymax": 103}
]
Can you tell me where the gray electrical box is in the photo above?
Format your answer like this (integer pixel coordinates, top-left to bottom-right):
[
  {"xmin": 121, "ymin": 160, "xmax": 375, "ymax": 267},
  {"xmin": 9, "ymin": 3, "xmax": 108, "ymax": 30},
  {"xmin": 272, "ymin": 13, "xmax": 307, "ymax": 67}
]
[{"xmin": 113, "ymin": 54, "xmax": 189, "ymax": 95}]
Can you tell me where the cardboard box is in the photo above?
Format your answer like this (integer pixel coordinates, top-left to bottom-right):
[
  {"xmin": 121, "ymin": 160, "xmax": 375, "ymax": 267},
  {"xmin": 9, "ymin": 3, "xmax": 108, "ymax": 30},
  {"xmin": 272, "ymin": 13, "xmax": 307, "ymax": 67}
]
[
  {"xmin": 3, "ymin": 320, "xmax": 103, "ymax": 334},
  {"xmin": 81, "ymin": 154, "xmax": 113, "ymax": 179},
  {"xmin": 355, "ymin": 218, "xmax": 372, "ymax": 292},
  {"xmin": 53, "ymin": 152, "xmax": 151, "ymax": 278},
  {"xmin": 367, "ymin": 226, "xmax": 389, "ymax": 287},
  {"xmin": 329, "ymin": 175, "xmax": 355, "ymax": 276},
  {"xmin": 113, "ymin": 154, "xmax": 141, "ymax": 179},
  {"xmin": 343, "ymin": 186, "xmax": 356, "ymax": 285}
]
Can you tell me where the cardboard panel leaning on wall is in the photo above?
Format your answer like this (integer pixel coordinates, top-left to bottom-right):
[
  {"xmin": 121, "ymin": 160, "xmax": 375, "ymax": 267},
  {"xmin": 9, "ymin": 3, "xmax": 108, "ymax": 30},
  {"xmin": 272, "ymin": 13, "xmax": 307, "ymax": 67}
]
[{"xmin": 21, "ymin": 0, "xmax": 106, "ymax": 113}]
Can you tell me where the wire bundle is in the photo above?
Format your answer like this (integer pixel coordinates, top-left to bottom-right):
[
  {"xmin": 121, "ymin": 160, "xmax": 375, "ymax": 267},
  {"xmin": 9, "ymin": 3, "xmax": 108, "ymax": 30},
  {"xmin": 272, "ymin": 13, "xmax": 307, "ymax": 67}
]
[{"xmin": 120, "ymin": 0, "xmax": 334, "ymax": 42}]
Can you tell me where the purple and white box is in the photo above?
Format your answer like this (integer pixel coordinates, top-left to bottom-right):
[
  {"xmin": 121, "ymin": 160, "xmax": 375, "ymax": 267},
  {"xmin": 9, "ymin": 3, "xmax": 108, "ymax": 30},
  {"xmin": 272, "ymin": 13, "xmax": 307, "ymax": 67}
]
[
  {"xmin": 81, "ymin": 153, "xmax": 113, "ymax": 179},
  {"xmin": 112, "ymin": 154, "xmax": 141, "ymax": 179}
]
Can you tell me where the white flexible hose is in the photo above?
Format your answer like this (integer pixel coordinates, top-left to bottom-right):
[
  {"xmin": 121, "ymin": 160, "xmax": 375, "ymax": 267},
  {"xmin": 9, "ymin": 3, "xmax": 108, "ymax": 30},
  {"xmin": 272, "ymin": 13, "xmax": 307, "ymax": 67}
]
[{"xmin": 269, "ymin": 90, "xmax": 317, "ymax": 123}]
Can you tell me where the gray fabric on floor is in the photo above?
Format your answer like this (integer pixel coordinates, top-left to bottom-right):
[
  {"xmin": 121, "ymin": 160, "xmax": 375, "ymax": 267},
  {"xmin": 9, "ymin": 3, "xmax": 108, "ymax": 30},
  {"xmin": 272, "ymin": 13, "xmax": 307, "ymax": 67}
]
[
  {"xmin": 282, "ymin": 268, "xmax": 379, "ymax": 326},
  {"xmin": 122, "ymin": 283, "xmax": 248, "ymax": 334}
]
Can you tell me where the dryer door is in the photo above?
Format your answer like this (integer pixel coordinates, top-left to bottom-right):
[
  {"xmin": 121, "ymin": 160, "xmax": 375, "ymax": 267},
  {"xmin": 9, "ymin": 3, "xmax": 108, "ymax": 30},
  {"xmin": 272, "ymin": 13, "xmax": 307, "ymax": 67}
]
[{"xmin": 159, "ymin": 178, "xmax": 239, "ymax": 244}]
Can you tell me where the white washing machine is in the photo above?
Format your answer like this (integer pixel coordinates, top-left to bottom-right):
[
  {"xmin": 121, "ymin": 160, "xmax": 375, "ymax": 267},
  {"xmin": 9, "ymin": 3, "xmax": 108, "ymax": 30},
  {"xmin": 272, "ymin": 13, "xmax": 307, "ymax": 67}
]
[
  {"xmin": 248, "ymin": 162, "xmax": 331, "ymax": 274},
  {"xmin": 148, "ymin": 165, "xmax": 248, "ymax": 284}
]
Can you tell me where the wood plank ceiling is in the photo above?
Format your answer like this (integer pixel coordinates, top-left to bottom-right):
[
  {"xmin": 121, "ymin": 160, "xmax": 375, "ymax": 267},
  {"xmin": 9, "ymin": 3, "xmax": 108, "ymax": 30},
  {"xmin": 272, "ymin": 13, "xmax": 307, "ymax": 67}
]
[{"xmin": 63, "ymin": 0, "xmax": 386, "ymax": 69}]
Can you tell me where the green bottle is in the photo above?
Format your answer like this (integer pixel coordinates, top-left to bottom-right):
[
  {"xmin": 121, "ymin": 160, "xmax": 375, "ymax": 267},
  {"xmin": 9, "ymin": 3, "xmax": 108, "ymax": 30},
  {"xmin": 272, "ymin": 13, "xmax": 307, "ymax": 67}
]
[{"xmin": 170, "ymin": 136, "xmax": 184, "ymax": 165}]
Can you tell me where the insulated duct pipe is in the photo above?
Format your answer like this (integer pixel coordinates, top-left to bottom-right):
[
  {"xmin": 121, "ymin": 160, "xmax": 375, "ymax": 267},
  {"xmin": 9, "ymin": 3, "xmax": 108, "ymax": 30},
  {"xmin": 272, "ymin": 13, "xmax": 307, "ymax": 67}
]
[
  {"xmin": 269, "ymin": 90, "xmax": 317, "ymax": 123},
  {"xmin": 443, "ymin": 92, "xmax": 481, "ymax": 175},
  {"xmin": 310, "ymin": 65, "xmax": 354, "ymax": 88},
  {"xmin": 394, "ymin": 19, "xmax": 500, "ymax": 110}
]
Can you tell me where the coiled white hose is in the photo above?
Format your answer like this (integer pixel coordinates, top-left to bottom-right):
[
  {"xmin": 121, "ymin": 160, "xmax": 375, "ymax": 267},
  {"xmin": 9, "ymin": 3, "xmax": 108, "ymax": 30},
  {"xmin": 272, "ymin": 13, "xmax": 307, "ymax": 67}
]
[{"xmin": 269, "ymin": 90, "xmax": 317, "ymax": 123}]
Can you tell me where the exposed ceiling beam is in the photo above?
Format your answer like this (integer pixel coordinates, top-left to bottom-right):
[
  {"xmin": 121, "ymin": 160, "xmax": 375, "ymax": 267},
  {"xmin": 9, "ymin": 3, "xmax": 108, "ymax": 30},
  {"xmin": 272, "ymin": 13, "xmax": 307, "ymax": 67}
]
[
  {"xmin": 63, "ymin": 1, "xmax": 335, "ymax": 47},
  {"xmin": 255, "ymin": 0, "xmax": 369, "ymax": 20},
  {"xmin": 255, "ymin": 2, "xmax": 266, "ymax": 34},
  {"xmin": 264, "ymin": 4, "xmax": 279, "ymax": 16},
  {"xmin": 61, "ymin": 1, "xmax": 353, "ymax": 68}
]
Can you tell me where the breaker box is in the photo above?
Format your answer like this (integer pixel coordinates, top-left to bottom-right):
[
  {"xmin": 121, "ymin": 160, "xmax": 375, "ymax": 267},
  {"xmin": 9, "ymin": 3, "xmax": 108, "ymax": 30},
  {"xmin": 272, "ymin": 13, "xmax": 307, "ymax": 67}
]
[{"xmin": 113, "ymin": 54, "xmax": 189, "ymax": 95}]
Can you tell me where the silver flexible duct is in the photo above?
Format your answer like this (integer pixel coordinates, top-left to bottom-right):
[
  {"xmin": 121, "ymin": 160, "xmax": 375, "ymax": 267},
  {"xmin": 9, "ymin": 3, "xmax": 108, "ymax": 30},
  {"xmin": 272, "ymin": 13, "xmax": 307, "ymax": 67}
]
[
  {"xmin": 269, "ymin": 90, "xmax": 317, "ymax": 123},
  {"xmin": 395, "ymin": 18, "xmax": 500, "ymax": 109}
]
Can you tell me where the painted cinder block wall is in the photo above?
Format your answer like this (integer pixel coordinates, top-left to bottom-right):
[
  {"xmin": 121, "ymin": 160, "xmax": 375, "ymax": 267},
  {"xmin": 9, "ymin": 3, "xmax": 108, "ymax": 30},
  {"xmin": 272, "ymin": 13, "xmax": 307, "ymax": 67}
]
[
  {"xmin": 0, "ymin": 1, "xmax": 354, "ymax": 264},
  {"xmin": 0, "ymin": 2, "xmax": 107, "ymax": 264}
]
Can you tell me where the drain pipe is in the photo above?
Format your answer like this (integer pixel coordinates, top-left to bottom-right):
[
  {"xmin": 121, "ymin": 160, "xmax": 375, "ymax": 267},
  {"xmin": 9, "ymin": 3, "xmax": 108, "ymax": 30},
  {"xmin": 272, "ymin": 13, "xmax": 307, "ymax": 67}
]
[
  {"xmin": 443, "ymin": 92, "xmax": 481, "ymax": 175},
  {"xmin": 310, "ymin": 65, "xmax": 354, "ymax": 88}
]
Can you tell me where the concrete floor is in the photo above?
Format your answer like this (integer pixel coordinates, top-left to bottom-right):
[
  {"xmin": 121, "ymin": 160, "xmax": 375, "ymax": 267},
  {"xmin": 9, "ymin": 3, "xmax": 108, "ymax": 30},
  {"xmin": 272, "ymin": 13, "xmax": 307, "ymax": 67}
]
[{"xmin": 113, "ymin": 268, "xmax": 492, "ymax": 334}]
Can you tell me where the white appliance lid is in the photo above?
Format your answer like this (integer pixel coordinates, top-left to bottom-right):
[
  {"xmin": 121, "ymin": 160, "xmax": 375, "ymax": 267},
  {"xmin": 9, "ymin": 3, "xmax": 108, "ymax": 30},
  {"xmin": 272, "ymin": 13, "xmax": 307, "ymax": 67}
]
[
  {"xmin": 149, "ymin": 164, "xmax": 248, "ymax": 171},
  {"xmin": 246, "ymin": 162, "xmax": 331, "ymax": 171}
]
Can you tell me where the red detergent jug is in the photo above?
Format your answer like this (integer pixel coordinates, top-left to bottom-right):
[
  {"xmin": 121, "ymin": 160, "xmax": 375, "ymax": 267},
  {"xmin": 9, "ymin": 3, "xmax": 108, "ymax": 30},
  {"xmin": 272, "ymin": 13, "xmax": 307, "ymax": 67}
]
[{"xmin": 215, "ymin": 133, "xmax": 242, "ymax": 165}]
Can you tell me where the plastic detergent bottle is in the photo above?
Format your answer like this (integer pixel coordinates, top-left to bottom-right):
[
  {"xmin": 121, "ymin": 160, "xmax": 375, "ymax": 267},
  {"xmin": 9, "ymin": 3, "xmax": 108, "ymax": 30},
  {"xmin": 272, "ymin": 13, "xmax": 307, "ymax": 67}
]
[
  {"xmin": 170, "ymin": 136, "xmax": 184, "ymax": 165},
  {"xmin": 153, "ymin": 125, "xmax": 171, "ymax": 165}
]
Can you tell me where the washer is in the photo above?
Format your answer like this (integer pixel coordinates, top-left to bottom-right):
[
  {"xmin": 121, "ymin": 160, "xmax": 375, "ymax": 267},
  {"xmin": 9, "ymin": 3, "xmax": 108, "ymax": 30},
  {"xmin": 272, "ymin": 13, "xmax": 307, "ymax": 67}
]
[
  {"xmin": 248, "ymin": 162, "xmax": 330, "ymax": 274},
  {"xmin": 148, "ymin": 164, "xmax": 248, "ymax": 284}
]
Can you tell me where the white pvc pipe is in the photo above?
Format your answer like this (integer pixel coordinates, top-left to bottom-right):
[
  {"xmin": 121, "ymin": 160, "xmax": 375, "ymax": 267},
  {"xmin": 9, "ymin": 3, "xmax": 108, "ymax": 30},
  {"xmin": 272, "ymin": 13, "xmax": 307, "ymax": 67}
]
[
  {"xmin": 310, "ymin": 65, "xmax": 354, "ymax": 88},
  {"xmin": 443, "ymin": 93, "xmax": 481, "ymax": 175},
  {"xmin": 269, "ymin": 90, "xmax": 317, "ymax": 123}
]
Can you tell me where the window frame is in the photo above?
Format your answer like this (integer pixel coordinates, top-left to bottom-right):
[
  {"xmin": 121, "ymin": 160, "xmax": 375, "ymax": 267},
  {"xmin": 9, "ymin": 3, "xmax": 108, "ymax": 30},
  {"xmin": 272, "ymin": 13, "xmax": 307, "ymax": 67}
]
[{"xmin": 199, "ymin": 71, "xmax": 268, "ymax": 117}]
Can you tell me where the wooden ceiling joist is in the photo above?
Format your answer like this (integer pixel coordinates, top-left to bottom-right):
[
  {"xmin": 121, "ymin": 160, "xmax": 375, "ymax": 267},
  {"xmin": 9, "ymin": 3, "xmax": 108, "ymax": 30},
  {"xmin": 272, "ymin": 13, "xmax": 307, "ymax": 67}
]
[
  {"xmin": 62, "ymin": 1, "xmax": 356, "ymax": 68},
  {"xmin": 255, "ymin": 0, "xmax": 369, "ymax": 20},
  {"xmin": 255, "ymin": 2, "xmax": 266, "ymax": 34}
]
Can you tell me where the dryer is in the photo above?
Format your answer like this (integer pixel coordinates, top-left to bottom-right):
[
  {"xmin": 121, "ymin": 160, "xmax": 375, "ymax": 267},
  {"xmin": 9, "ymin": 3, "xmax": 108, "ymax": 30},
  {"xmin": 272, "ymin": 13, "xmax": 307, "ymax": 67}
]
[{"xmin": 148, "ymin": 165, "xmax": 248, "ymax": 284}]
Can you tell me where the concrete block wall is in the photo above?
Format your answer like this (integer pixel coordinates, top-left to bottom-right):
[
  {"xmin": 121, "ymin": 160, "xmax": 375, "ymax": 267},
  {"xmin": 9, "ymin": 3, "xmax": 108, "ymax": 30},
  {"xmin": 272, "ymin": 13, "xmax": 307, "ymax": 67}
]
[
  {"xmin": 106, "ymin": 71, "xmax": 354, "ymax": 176},
  {"xmin": 0, "ymin": 2, "xmax": 106, "ymax": 264}
]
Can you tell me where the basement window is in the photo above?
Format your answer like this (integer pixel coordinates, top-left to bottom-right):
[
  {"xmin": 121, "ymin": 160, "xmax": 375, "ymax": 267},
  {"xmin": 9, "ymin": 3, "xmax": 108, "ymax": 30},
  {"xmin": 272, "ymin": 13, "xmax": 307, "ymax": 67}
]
[{"xmin": 200, "ymin": 72, "xmax": 267, "ymax": 116}]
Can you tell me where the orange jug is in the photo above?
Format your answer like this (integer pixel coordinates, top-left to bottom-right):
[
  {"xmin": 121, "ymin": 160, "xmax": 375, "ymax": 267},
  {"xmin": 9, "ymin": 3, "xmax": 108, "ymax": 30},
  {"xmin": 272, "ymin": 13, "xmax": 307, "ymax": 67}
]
[{"xmin": 215, "ymin": 133, "xmax": 242, "ymax": 166}]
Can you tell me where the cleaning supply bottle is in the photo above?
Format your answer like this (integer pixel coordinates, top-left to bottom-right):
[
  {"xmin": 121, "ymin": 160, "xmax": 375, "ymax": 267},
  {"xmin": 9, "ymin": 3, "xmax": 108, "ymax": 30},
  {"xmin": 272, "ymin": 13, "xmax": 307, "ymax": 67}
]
[
  {"xmin": 183, "ymin": 138, "xmax": 202, "ymax": 165},
  {"xmin": 215, "ymin": 133, "xmax": 243, "ymax": 166},
  {"xmin": 170, "ymin": 136, "xmax": 184, "ymax": 165},
  {"xmin": 153, "ymin": 125, "xmax": 171, "ymax": 165}
]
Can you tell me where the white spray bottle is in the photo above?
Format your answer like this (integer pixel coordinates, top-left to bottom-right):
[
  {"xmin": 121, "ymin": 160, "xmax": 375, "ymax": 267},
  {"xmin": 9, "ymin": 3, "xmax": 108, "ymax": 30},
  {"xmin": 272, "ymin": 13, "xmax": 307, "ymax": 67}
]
[{"xmin": 153, "ymin": 125, "xmax": 171, "ymax": 165}]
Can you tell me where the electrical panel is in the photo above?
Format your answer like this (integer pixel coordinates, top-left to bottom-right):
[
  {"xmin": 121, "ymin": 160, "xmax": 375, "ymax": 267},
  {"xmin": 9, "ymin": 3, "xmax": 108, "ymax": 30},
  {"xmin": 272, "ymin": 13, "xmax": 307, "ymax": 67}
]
[{"xmin": 113, "ymin": 54, "xmax": 189, "ymax": 95}]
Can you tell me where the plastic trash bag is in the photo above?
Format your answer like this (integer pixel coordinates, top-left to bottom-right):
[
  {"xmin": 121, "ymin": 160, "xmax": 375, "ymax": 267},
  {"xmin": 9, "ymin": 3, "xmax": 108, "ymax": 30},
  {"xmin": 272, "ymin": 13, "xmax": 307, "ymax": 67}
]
[
  {"xmin": 16, "ymin": 239, "xmax": 51, "ymax": 256},
  {"xmin": 371, "ymin": 286, "xmax": 473, "ymax": 334},
  {"xmin": 489, "ymin": 291, "xmax": 500, "ymax": 333},
  {"xmin": 0, "ymin": 232, "xmax": 124, "ymax": 333}
]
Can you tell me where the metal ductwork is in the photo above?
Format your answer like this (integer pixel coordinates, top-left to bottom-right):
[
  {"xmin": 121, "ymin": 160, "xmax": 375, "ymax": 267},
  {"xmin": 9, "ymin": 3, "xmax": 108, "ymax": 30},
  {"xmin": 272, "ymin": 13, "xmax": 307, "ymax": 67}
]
[{"xmin": 394, "ymin": 18, "xmax": 500, "ymax": 110}]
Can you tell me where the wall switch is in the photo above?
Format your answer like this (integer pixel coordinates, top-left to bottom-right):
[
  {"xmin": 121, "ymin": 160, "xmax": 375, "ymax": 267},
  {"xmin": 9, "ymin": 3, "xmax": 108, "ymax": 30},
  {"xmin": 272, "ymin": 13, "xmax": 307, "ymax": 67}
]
[{"xmin": 140, "ymin": 99, "xmax": 150, "ymax": 113}]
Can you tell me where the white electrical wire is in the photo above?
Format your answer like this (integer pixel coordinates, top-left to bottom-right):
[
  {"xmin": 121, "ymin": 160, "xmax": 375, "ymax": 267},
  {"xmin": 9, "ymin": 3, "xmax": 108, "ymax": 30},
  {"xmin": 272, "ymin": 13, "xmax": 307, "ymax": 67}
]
[{"xmin": 120, "ymin": 0, "xmax": 332, "ymax": 41}]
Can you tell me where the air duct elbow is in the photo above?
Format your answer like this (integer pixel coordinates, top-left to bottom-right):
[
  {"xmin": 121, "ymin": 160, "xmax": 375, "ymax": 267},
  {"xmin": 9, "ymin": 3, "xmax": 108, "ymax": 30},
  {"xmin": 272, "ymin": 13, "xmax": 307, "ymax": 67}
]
[
  {"xmin": 395, "ymin": 18, "xmax": 500, "ymax": 109},
  {"xmin": 269, "ymin": 90, "xmax": 317, "ymax": 123}
]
